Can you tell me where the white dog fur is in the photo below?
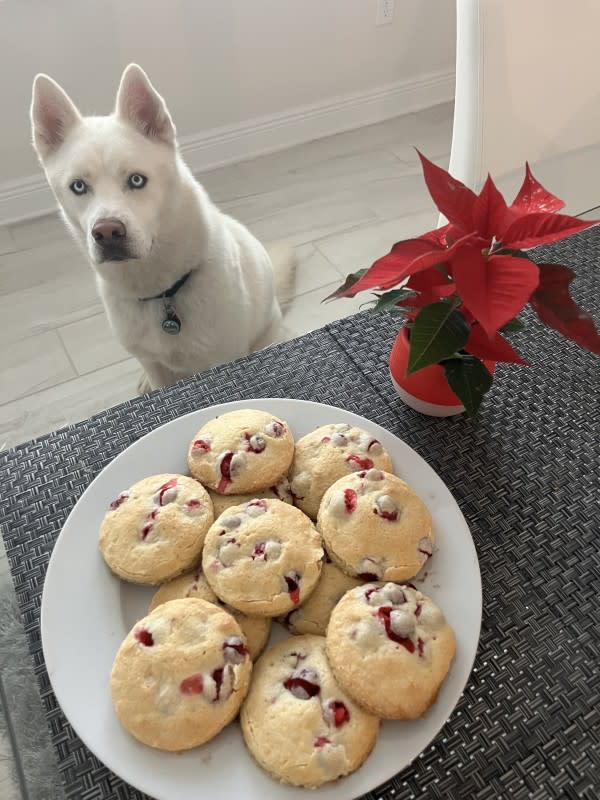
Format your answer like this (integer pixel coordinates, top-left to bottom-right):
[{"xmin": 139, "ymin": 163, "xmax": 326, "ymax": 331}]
[{"xmin": 30, "ymin": 64, "xmax": 294, "ymax": 391}]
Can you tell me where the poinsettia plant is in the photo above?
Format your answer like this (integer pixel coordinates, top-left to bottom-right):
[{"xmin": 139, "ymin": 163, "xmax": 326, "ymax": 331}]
[{"xmin": 326, "ymin": 152, "xmax": 600, "ymax": 415}]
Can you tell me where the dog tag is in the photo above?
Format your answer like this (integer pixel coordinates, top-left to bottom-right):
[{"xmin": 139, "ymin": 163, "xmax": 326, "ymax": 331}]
[{"xmin": 162, "ymin": 312, "xmax": 181, "ymax": 334}]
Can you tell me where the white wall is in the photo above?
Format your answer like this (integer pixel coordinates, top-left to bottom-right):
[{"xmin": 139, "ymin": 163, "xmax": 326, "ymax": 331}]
[{"xmin": 0, "ymin": 0, "xmax": 455, "ymax": 219}]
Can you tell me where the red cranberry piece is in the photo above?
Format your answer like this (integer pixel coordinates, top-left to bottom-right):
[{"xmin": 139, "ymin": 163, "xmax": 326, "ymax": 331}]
[
  {"xmin": 376, "ymin": 606, "xmax": 415, "ymax": 653},
  {"xmin": 217, "ymin": 452, "xmax": 234, "ymax": 493},
  {"xmin": 109, "ymin": 492, "xmax": 129, "ymax": 510},
  {"xmin": 141, "ymin": 522, "xmax": 154, "ymax": 540},
  {"xmin": 321, "ymin": 436, "xmax": 331, "ymax": 444},
  {"xmin": 156, "ymin": 478, "xmax": 177, "ymax": 506},
  {"xmin": 212, "ymin": 667, "xmax": 224, "ymax": 700},
  {"xmin": 346, "ymin": 455, "xmax": 374, "ymax": 470},
  {"xmin": 244, "ymin": 432, "xmax": 266, "ymax": 454},
  {"xmin": 329, "ymin": 700, "xmax": 350, "ymax": 728},
  {"xmin": 314, "ymin": 736, "xmax": 331, "ymax": 748},
  {"xmin": 344, "ymin": 488, "xmax": 357, "ymax": 514},
  {"xmin": 367, "ymin": 439, "xmax": 382, "ymax": 452},
  {"xmin": 284, "ymin": 669, "xmax": 321, "ymax": 699},
  {"xmin": 223, "ymin": 636, "xmax": 249, "ymax": 664},
  {"xmin": 192, "ymin": 439, "xmax": 211, "ymax": 453},
  {"xmin": 284, "ymin": 573, "xmax": 301, "ymax": 605},
  {"xmin": 417, "ymin": 638, "xmax": 425, "ymax": 657},
  {"xmin": 180, "ymin": 674, "xmax": 204, "ymax": 695},
  {"xmin": 364, "ymin": 587, "xmax": 380, "ymax": 602},
  {"xmin": 186, "ymin": 499, "xmax": 202, "ymax": 511},
  {"xmin": 418, "ymin": 546, "xmax": 433, "ymax": 559},
  {"xmin": 415, "ymin": 602, "xmax": 423, "ymax": 618},
  {"xmin": 252, "ymin": 541, "xmax": 266, "ymax": 560},
  {"xmin": 287, "ymin": 651, "xmax": 307, "ymax": 666},
  {"xmin": 247, "ymin": 498, "xmax": 267, "ymax": 511},
  {"xmin": 135, "ymin": 628, "xmax": 154, "ymax": 647}
]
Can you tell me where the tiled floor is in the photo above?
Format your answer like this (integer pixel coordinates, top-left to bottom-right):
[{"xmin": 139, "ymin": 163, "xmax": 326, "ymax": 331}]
[{"xmin": 0, "ymin": 102, "xmax": 453, "ymax": 799}]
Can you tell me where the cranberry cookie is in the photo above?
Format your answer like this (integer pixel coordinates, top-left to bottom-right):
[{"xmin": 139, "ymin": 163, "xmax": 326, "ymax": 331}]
[
  {"xmin": 202, "ymin": 499, "xmax": 323, "ymax": 616},
  {"xmin": 326, "ymin": 583, "xmax": 455, "ymax": 719},
  {"xmin": 99, "ymin": 474, "xmax": 213, "ymax": 584},
  {"xmin": 111, "ymin": 598, "xmax": 252, "ymax": 750},
  {"xmin": 280, "ymin": 561, "xmax": 362, "ymax": 636},
  {"xmin": 289, "ymin": 423, "xmax": 393, "ymax": 519},
  {"xmin": 208, "ymin": 476, "xmax": 293, "ymax": 517},
  {"xmin": 148, "ymin": 567, "xmax": 271, "ymax": 660},
  {"xmin": 187, "ymin": 409, "xmax": 294, "ymax": 494},
  {"xmin": 318, "ymin": 470, "xmax": 433, "ymax": 582},
  {"xmin": 240, "ymin": 635, "xmax": 379, "ymax": 787}
]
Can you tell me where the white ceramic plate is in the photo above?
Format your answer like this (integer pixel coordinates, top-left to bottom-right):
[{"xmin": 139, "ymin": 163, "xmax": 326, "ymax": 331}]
[{"xmin": 41, "ymin": 398, "xmax": 481, "ymax": 800}]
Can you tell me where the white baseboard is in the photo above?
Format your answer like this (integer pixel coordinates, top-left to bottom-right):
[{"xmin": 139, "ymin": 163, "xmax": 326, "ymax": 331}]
[{"xmin": 0, "ymin": 69, "xmax": 454, "ymax": 226}]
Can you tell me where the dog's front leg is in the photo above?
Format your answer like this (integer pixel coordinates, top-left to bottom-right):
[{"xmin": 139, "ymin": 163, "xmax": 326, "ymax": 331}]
[{"xmin": 137, "ymin": 359, "xmax": 178, "ymax": 392}]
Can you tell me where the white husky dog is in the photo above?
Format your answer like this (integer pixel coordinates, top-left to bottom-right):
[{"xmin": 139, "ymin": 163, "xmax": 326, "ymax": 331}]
[{"xmin": 30, "ymin": 64, "xmax": 293, "ymax": 391}]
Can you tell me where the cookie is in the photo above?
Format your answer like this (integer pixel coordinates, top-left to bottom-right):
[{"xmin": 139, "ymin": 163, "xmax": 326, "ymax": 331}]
[
  {"xmin": 202, "ymin": 499, "xmax": 323, "ymax": 616},
  {"xmin": 317, "ymin": 470, "xmax": 433, "ymax": 582},
  {"xmin": 208, "ymin": 475, "xmax": 293, "ymax": 517},
  {"xmin": 280, "ymin": 561, "xmax": 362, "ymax": 636},
  {"xmin": 187, "ymin": 409, "xmax": 294, "ymax": 494},
  {"xmin": 326, "ymin": 583, "xmax": 455, "ymax": 719},
  {"xmin": 99, "ymin": 474, "xmax": 213, "ymax": 584},
  {"xmin": 240, "ymin": 635, "xmax": 379, "ymax": 787},
  {"xmin": 289, "ymin": 423, "xmax": 393, "ymax": 519},
  {"xmin": 111, "ymin": 598, "xmax": 252, "ymax": 750},
  {"xmin": 148, "ymin": 567, "xmax": 271, "ymax": 660}
]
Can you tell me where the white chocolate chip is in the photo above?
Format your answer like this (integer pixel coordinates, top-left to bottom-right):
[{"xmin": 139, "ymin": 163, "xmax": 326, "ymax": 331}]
[
  {"xmin": 390, "ymin": 609, "xmax": 415, "ymax": 638},
  {"xmin": 331, "ymin": 432, "xmax": 348, "ymax": 447},
  {"xmin": 367, "ymin": 439, "xmax": 384, "ymax": 455},
  {"xmin": 375, "ymin": 494, "xmax": 399, "ymax": 517},
  {"xmin": 265, "ymin": 420, "xmax": 285, "ymax": 437},
  {"xmin": 291, "ymin": 472, "xmax": 310, "ymax": 499},
  {"xmin": 380, "ymin": 583, "xmax": 406, "ymax": 605},
  {"xmin": 264, "ymin": 540, "xmax": 282, "ymax": 560},
  {"xmin": 249, "ymin": 434, "xmax": 266, "ymax": 451},
  {"xmin": 219, "ymin": 540, "xmax": 239, "ymax": 566},
  {"xmin": 161, "ymin": 486, "xmax": 178, "ymax": 505},
  {"xmin": 365, "ymin": 469, "xmax": 384, "ymax": 482},
  {"xmin": 418, "ymin": 602, "xmax": 444, "ymax": 627},
  {"xmin": 245, "ymin": 500, "xmax": 267, "ymax": 517},
  {"xmin": 328, "ymin": 490, "xmax": 349, "ymax": 517},
  {"xmin": 229, "ymin": 453, "xmax": 246, "ymax": 477},
  {"xmin": 220, "ymin": 515, "xmax": 241, "ymax": 530}
]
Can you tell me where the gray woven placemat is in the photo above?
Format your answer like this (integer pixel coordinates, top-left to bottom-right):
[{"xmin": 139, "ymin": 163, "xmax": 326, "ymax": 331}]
[{"xmin": 1, "ymin": 229, "xmax": 599, "ymax": 800}]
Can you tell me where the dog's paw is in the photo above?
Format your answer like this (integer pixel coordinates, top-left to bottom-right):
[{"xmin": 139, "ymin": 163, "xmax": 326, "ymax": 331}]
[{"xmin": 137, "ymin": 372, "xmax": 152, "ymax": 395}]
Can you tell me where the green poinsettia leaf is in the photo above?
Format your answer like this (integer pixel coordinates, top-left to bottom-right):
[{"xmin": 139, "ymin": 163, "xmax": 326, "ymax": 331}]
[
  {"xmin": 407, "ymin": 302, "xmax": 470, "ymax": 374},
  {"xmin": 369, "ymin": 288, "xmax": 414, "ymax": 313},
  {"xmin": 322, "ymin": 269, "xmax": 368, "ymax": 302},
  {"xmin": 500, "ymin": 317, "xmax": 525, "ymax": 333},
  {"xmin": 443, "ymin": 356, "xmax": 494, "ymax": 417}
]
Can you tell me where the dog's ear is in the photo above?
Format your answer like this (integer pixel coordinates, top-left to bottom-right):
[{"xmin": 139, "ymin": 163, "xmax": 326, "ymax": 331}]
[
  {"xmin": 31, "ymin": 74, "xmax": 81, "ymax": 161},
  {"xmin": 115, "ymin": 64, "xmax": 175, "ymax": 145}
]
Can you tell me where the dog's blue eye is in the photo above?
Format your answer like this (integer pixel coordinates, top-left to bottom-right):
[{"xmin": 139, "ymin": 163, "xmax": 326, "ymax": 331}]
[
  {"xmin": 128, "ymin": 173, "xmax": 147, "ymax": 190},
  {"xmin": 70, "ymin": 179, "xmax": 88, "ymax": 196}
]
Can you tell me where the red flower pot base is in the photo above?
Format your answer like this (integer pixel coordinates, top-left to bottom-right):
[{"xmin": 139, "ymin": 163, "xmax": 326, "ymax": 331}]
[{"xmin": 389, "ymin": 327, "xmax": 495, "ymax": 417}]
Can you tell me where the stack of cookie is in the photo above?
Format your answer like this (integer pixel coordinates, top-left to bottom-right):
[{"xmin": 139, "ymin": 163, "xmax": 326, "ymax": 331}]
[{"xmin": 101, "ymin": 408, "xmax": 455, "ymax": 789}]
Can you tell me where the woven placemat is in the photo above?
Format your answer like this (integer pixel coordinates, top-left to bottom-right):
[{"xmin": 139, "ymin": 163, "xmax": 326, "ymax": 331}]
[{"xmin": 1, "ymin": 230, "xmax": 599, "ymax": 800}]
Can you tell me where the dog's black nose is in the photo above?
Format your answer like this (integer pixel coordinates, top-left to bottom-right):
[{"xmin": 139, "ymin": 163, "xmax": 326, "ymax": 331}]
[{"xmin": 92, "ymin": 218, "xmax": 127, "ymax": 244}]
